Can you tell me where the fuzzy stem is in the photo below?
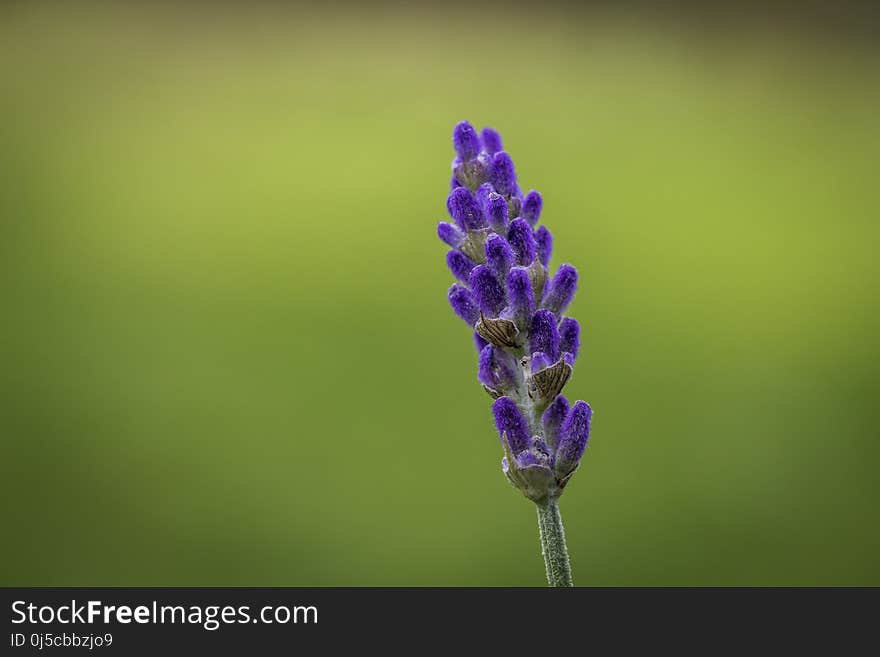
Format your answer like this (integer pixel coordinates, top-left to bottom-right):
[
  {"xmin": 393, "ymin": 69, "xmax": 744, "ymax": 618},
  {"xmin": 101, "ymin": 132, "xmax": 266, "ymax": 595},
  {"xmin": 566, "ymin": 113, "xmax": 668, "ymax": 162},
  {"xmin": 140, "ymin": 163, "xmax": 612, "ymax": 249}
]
[{"xmin": 536, "ymin": 498, "xmax": 573, "ymax": 587}]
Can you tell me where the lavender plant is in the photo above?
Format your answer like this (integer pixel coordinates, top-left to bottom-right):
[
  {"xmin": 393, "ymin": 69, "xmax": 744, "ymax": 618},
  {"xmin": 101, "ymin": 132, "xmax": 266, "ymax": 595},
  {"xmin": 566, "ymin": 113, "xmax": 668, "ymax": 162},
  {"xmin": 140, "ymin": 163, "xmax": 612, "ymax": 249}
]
[{"xmin": 438, "ymin": 121, "xmax": 593, "ymax": 587}]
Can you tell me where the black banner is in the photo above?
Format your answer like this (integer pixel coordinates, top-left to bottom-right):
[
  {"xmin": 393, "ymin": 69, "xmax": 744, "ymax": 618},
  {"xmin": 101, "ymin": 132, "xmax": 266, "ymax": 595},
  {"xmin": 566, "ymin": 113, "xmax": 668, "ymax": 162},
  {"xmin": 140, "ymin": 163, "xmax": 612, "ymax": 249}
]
[{"xmin": 1, "ymin": 588, "xmax": 875, "ymax": 653}]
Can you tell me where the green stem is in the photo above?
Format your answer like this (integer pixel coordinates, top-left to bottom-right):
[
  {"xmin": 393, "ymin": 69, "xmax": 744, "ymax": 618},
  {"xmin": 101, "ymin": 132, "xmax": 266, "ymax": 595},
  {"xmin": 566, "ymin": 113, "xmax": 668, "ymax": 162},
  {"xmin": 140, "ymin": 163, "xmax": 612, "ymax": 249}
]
[{"xmin": 536, "ymin": 499, "xmax": 573, "ymax": 587}]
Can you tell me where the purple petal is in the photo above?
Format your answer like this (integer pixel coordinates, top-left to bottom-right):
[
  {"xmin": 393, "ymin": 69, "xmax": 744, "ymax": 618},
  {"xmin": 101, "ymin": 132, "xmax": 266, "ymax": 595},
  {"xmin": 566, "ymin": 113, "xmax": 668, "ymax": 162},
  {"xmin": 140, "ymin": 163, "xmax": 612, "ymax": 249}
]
[
  {"xmin": 559, "ymin": 317, "xmax": 580, "ymax": 359},
  {"xmin": 446, "ymin": 187, "xmax": 486, "ymax": 231},
  {"xmin": 437, "ymin": 221, "xmax": 465, "ymax": 249},
  {"xmin": 543, "ymin": 264, "xmax": 578, "ymax": 315},
  {"xmin": 492, "ymin": 397, "xmax": 530, "ymax": 454},
  {"xmin": 478, "ymin": 345, "xmax": 497, "ymax": 389},
  {"xmin": 530, "ymin": 351, "xmax": 551, "ymax": 373},
  {"xmin": 481, "ymin": 127, "xmax": 503, "ymax": 154},
  {"xmin": 453, "ymin": 120, "xmax": 481, "ymax": 161},
  {"xmin": 474, "ymin": 332, "xmax": 489, "ymax": 352},
  {"xmin": 478, "ymin": 345, "xmax": 517, "ymax": 391},
  {"xmin": 490, "ymin": 151, "xmax": 518, "ymax": 196},
  {"xmin": 529, "ymin": 309, "xmax": 560, "ymax": 361},
  {"xmin": 448, "ymin": 284, "xmax": 479, "ymax": 326},
  {"xmin": 447, "ymin": 250, "xmax": 476, "ymax": 283},
  {"xmin": 469, "ymin": 265, "xmax": 506, "ymax": 317},
  {"xmin": 507, "ymin": 218, "xmax": 536, "ymax": 266},
  {"xmin": 535, "ymin": 226, "xmax": 553, "ymax": 267},
  {"xmin": 521, "ymin": 190, "xmax": 543, "ymax": 226},
  {"xmin": 506, "ymin": 266, "xmax": 534, "ymax": 328},
  {"xmin": 485, "ymin": 192, "xmax": 509, "ymax": 233},
  {"xmin": 556, "ymin": 401, "xmax": 592, "ymax": 476},
  {"xmin": 542, "ymin": 395, "xmax": 570, "ymax": 451},
  {"xmin": 485, "ymin": 234, "xmax": 515, "ymax": 279}
]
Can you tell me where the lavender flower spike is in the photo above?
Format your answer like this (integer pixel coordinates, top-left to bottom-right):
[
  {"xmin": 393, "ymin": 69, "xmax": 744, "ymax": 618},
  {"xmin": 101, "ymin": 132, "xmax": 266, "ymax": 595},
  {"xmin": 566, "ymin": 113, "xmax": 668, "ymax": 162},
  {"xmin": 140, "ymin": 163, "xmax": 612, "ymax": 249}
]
[{"xmin": 434, "ymin": 122, "xmax": 595, "ymax": 587}]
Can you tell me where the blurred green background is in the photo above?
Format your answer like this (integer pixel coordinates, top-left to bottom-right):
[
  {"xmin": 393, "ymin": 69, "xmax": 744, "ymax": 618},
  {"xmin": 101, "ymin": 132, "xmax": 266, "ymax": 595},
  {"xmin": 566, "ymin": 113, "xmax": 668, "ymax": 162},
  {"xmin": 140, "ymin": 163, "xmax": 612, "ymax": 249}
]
[{"xmin": 2, "ymin": 3, "xmax": 879, "ymax": 586}]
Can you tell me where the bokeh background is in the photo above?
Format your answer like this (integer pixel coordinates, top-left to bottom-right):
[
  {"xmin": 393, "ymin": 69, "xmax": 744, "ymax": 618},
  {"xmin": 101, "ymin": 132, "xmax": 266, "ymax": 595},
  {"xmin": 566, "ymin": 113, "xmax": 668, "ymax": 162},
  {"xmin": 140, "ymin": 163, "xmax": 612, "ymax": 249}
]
[{"xmin": 2, "ymin": 2, "xmax": 879, "ymax": 586}]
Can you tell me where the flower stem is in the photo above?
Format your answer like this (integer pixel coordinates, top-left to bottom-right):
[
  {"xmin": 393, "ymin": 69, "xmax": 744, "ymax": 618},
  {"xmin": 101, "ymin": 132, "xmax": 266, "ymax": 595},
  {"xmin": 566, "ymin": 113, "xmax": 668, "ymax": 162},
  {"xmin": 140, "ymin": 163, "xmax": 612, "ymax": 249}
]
[{"xmin": 535, "ymin": 498, "xmax": 574, "ymax": 587}]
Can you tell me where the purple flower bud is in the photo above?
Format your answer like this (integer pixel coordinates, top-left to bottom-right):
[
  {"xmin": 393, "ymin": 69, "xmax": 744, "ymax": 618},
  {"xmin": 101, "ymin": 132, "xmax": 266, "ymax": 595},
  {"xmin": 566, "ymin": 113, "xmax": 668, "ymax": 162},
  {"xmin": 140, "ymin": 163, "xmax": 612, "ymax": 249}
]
[
  {"xmin": 453, "ymin": 121, "xmax": 481, "ymax": 161},
  {"xmin": 522, "ymin": 190, "xmax": 543, "ymax": 226},
  {"xmin": 437, "ymin": 221, "xmax": 465, "ymax": 249},
  {"xmin": 448, "ymin": 284, "xmax": 479, "ymax": 326},
  {"xmin": 485, "ymin": 192, "xmax": 509, "ymax": 232},
  {"xmin": 506, "ymin": 266, "xmax": 534, "ymax": 327},
  {"xmin": 535, "ymin": 226, "xmax": 553, "ymax": 267},
  {"xmin": 490, "ymin": 151, "xmax": 518, "ymax": 196},
  {"xmin": 543, "ymin": 264, "xmax": 578, "ymax": 315},
  {"xmin": 481, "ymin": 127, "xmax": 503, "ymax": 154},
  {"xmin": 529, "ymin": 309, "xmax": 560, "ymax": 361},
  {"xmin": 492, "ymin": 396, "xmax": 530, "ymax": 454},
  {"xmin": 447, "ymin": 250, "xmax": 476, "ymax": 283},
  {"xmin": 530, "ymin": 351, "xmax": 551, "ymax": 373},
  {"xmin": 542, "ymin": 395, "xmax": 570, "ymax": 451},
  {"xmin": 469, "ymin": 264, "xmax": 506, "ymax": 316},
  {"xmin": 450, "ymin": 175, "xmax": 462, "ymax": 191},
  {"xmin": 478, "ymin": 345, "xmax": 497, "ymax": 389},
  {"xmin": 446, "ymin": 187, "xmax": 486, "ymax": 231},
  {"xmin": 476, "ymin": 182, "xmax": 495, "ymax": 211},
  {"xmin": 507, "ymin": 218, "xmax": 536, "ymax": 266},
  {"xmin": 559, "ymin": 317, "xmax": 580, "ymax": 359},
  {"xmin": 474, "ymin": 332, "xmax": 489, "ymax": 352},
  {"xmin": 485, "ymin": 234, "xmax": 515, "ymax": 279},
  {"xmin": 556, "ymin": 401, "xmax": 592, "ymax": 477},
  {"xmin": 478, "ymin": 345, "xmax": 517, "ymax": 392}
]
